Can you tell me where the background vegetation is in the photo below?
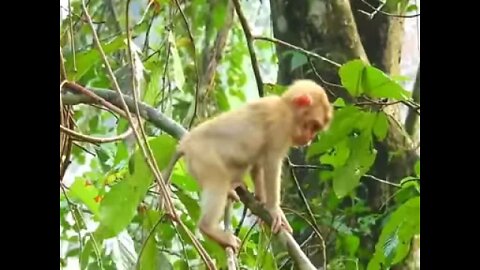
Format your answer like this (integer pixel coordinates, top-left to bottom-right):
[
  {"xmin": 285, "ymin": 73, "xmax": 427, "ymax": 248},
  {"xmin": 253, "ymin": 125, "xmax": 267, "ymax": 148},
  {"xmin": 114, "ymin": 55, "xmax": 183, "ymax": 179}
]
[{"xmin": 60, "ymin": 0, "xmax": 420, "ymax": 269}]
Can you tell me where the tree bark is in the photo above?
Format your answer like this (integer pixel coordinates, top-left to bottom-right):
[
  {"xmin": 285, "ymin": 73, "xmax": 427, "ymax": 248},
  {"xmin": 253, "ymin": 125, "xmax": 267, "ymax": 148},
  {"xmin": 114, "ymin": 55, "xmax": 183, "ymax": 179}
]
[{"xmin": 269, "ymin": 0, "xmax": 418, "ymax": 268}]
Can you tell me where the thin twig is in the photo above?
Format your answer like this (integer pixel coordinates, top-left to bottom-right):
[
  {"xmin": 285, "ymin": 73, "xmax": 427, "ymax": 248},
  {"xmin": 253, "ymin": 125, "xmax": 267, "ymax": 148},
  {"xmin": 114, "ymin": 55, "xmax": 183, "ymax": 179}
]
[
  {"xmin": 308, "ymin": 58, "xmax": 342, "ymax": 93},
  {"xmin": 72, "ymin": 142, "xmax": 96, "ymax": 156},
  {"xmin": 60, "ymin": 48, "xmax": 68, "ymax": 81},
  {"xmin": 254, "ymin": 36, "xmax": 341, "ymax": 68},
  {"xmin": 364, "ymin": 174, "xmax": 401, "ymax": 188},
  {"xmin": 172, "ymin": 0, "xmax": 200, "ymax": 128},
  {"xmin": 60, "ymin": 5, "xmax": 106, "ymax": 24},
  {"xmin": 287, "ymin": 158, "xmax": 327, "ymax": 270},
  {"xmin": 232, "ymin": 0, "xmax": 264, "ymax": 97},
  {"xmin": 289, "ymin": 163, "xmax": 400, "ymax": 187},
  {"xmin": 359, "ymin": 0, "xmax": 420, "ymax": 19},
  {"xmin": 60, "ymin": 125, "xmax": 132, "ymax": 143}
]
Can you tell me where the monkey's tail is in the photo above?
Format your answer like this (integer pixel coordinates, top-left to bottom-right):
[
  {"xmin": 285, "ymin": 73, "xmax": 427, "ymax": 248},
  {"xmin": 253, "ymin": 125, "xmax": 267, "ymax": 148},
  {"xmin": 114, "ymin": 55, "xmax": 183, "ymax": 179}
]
[{"xmin": 162, "ymin": 150, "xmax": 184, "ymax": 185}]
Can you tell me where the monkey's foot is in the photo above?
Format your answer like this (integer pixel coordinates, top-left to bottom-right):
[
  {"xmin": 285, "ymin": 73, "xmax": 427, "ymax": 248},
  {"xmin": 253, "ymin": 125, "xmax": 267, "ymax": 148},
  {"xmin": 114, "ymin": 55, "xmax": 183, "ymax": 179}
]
[
  {"xmin": 227, "ymin": 189, "xmax": 240, "ymax": 202},
  {"xmin": 267, "ymin": 206, "xmax": 293, "ymax": 234},
  {"xmin": 222, "ymin": 233, "xmax": 242, "ymax": 253}
]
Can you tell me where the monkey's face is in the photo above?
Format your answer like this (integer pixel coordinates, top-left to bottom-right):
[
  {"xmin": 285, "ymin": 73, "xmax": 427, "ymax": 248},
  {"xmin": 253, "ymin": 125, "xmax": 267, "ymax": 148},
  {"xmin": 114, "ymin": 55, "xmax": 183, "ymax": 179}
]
[{"xmin": 291, "ymin": 100, "xmax": 332, "ymax": 146}]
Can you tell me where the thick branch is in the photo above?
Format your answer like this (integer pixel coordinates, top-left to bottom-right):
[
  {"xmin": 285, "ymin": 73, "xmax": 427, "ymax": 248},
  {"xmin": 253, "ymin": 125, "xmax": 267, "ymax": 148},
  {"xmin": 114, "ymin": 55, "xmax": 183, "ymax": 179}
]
[{"xmin": 62, "ymin": 86, "xmax": 186, "ymax": 139}]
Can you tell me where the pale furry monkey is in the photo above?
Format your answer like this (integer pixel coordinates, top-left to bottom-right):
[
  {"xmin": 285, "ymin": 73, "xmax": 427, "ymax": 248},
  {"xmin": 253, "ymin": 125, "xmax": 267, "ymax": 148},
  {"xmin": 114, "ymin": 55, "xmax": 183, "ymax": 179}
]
[{"xmin": 163, "ymin": 79, "xmax": 333, "ymax": 252}]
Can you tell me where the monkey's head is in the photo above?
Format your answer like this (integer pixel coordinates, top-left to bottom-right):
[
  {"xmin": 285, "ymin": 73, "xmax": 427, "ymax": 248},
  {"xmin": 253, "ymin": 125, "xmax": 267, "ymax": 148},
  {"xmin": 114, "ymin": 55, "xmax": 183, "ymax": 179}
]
[{"xmin": 282, "ymin": 79, "xmax": 333, "ymax": 146}]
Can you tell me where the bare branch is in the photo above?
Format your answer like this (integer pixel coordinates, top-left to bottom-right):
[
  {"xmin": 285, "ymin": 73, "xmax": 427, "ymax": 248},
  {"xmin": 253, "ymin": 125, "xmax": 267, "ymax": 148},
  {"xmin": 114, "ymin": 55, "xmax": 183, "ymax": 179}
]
[
  {"xmin": 287, "ymin": 158, "xmax": 326, "ymax": 270},
  {"xmin": 234, "ymin": 188, "xmax": 317, "ymax": 270},
  {"xmin": 232, "ymin": 0, "xmax": 264, "ymax": 97},
  {"xmin": 359, "ymin": 0, "xmax": 420, "ymax": 19},
  {"xmin": 60, "ymin": 125, "xmax": 133, "ymax": 143},
  {"xmin": 254, "ymin": 36, "xmax": 341, "ymax": 67}
]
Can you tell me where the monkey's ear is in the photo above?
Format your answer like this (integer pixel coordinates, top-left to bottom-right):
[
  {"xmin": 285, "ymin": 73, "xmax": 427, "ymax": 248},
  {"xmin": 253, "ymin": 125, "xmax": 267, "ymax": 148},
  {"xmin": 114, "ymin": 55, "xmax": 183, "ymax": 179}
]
[{"xmin": 293, "ymin": 94, "xmax": 313, "ymax": 107}]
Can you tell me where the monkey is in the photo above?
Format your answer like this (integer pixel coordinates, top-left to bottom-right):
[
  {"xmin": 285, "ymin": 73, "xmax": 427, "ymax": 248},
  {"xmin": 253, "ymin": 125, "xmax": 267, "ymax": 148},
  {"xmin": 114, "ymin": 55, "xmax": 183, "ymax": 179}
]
[{"xmin": 162, "ymin": 79, "xmax": 333, "ymax": 253}]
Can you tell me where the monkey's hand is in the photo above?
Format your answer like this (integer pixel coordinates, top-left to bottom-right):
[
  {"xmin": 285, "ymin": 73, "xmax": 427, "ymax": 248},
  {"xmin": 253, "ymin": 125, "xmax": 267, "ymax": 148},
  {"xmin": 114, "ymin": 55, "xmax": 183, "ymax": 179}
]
[{"xmin": 266, "ymin": 206, "xmax": 293, "ymax": 234}]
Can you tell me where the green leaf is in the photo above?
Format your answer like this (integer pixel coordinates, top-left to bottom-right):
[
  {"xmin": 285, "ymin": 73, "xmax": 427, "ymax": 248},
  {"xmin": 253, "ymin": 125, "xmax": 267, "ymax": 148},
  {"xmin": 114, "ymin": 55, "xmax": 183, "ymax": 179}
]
[
  {"xmin": 168, "ymin": 32, "xmax": 185, "ymax": 92},
  {"xmin": 339, "ymin": 59, "xmax": 411, "ymax": 100},
  {"xmin": 80, "ymin": 239, "xmax": 93, "ymax": 270},
  {"xmin": 69, "ymin": 178, "xmax": 100, "ymax": 217},
  {"xmin": 373, "ymin": 112, "xmax": 389, "ymax": 141},
  {"xmin": 319, "ymin": 139, "xmax": 351, "ymax": 168},
  {"xmin": 340, "ymin": 234, "xmax": 360, "ymax": 256},
  {"xmin": 114, "ymin": 142, "xmax": 129, "ymax": 166},
  {"xmin": 333, "ymin": 97, "xmax": 346, "ymax": 107},
  {"xmin": 97, "ymin": 135, "xmax": 177, "ymax": 238},
  {"xmin": 407, "ymin": 4, "xmax": 418, "ymax": 12},
  {"xmin": 212, "ymin": 0, "xmax": 227, "ymax": 30},
  {"xmin": 65, "ymin": 35, "xmax": 127, "ymax": 81},
  {"xmin": 215, "ymin": 89, "xmax": 231, "ymax": 111},
  {"xmin": 368, "ymin": 197, "xmax": 420, "ymax": 269},
  {"xmin": 339, "ymin": 59, "xmax": 366, "ymax": 97},
  {"xmin": 109, "ymin": 232, "xmax": 137, "ymax": 270},
  {"xmin": 307, "ymin": 106, "xmax": 362, "ymax": 157},
  {"xmin": 176, "ymin": 192, "xmax": 200, "ymax": 221},
  {"xmin": 144, "ymin": 64, "xmax": 162, "ymax": 106},
  {"xmin": 171, "ymin": 169, "xmax": 199, "ymax": 192},
  {"xmin": 333, "ymin": 131, "xmax": 377, "ymax": 198},
  {"xmin": 363, "ymin": 66, "xmax": 411, "ymax": 100},
  {"xmin": 290, "ymin": 51, "xmax": 308, "ymax": 71},
  {"xmin": 264, "ymin": 83, "xmax": 287, "ymax": 96},
  {"xmin": 96, "ymin": 147, "xmax": 111, "ymax": 173},
  {"xmin": 97, "ymin": 180, "xmax": 139, "ymax": 238}
]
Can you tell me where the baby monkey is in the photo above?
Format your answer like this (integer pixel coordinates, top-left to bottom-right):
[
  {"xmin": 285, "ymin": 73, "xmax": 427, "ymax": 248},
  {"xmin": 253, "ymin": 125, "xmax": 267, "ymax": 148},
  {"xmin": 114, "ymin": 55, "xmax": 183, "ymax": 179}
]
[{"xmin": 165, "ymin": 79, "xmax": 333, "ymax": 252}]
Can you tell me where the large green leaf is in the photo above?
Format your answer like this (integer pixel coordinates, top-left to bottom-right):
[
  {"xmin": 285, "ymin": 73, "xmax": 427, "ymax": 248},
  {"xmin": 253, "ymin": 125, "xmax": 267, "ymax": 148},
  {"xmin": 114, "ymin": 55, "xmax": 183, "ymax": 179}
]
[
  {"xmin": 373, "ymin": 112, "xmax": 389, "ymax": 141},
  {"xmin": 333, "ymin": 131, "xmax": 377, "ymax": 198},
  {"xmin": 307, "ymin": 105, "xmax": 362, "ymax": 158},
  {"xmin": 168, "ymin": 32, "xmax": 185, "ymax": 92},
  {"xmin": 339, "ymin": 59, "xmax": 411, "ymax": 100},
  {"xmin": 69, "ymin": 178, "xmax": 100, "ymax": 217},
  {"xmin": 65, "ymin": 35, "xmax": 127, "ymax": 81},
  {"xmin": 368, "ymin": 196, "xmax": 420, "ymax": 270},
  {"xmin": 97, "ymin": 135, "xmax": 177, "ymax": 238}
]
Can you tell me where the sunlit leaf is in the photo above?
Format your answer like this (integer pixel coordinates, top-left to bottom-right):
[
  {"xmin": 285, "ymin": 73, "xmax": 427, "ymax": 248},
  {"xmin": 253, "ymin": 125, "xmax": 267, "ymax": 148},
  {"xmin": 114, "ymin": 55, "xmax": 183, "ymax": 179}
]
[
  {"xmin": 368, "ymin": 197, "xmax": 420, "ymax": 269},
  {"xmin": 168, "ymin": 32, "xmax": 185, "ymax": 92},
  {"xmin": 69, "ymin": 178, "xmax": 100, "ymax": 217},
  {"xmin": 373, "ymin": 112, "xmax": 389, "ymax": 141}
]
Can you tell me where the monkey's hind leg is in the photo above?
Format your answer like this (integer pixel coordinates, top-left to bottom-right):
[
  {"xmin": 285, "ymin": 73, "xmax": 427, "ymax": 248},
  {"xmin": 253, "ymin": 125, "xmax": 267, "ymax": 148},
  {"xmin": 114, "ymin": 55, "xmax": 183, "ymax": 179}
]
[{"xmin": 198, "ymin": 179, "xmax": 241, "ymax": 252}]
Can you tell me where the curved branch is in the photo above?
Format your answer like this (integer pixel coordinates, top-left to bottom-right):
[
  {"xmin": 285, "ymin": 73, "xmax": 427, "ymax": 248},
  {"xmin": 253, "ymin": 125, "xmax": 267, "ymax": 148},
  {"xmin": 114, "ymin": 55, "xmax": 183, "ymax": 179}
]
[
  {"xmin": 62, "ymin": 85, "xmax": 186, "ymax": 139},
  {"xmin": 60, "ymin": 125, "xmax": 133, "ymax": 143}
]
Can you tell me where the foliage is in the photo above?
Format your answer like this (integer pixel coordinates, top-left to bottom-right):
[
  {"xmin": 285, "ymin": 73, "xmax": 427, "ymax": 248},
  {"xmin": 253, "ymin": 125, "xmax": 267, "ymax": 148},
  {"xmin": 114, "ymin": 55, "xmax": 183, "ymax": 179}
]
[{"xmin": 60, "ymin": 0, "xmax": 419, "ymax": 269}]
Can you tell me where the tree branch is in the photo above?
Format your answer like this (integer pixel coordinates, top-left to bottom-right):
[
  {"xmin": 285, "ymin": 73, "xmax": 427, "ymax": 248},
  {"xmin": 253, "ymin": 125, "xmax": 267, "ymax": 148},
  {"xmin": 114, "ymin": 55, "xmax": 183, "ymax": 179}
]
[
  {"xmin": 60, "ymin": 125, "xmax": 133, "ymax": 143},
  {"xmin": 254, "ymin": 36, "xmax": 341, "ymax": 68},
  {"xmin": 234, "ymin": 188, "xmax": 316, "ymax": 270},
  {"xmin": 232, "ymin": 0, "xmax": 264, "ymax": 97}
]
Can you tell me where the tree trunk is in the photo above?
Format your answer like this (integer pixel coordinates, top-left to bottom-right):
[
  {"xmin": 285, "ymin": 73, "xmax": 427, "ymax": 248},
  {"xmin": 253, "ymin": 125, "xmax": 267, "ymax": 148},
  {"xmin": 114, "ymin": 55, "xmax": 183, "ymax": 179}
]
[{"xmin": 269, "ymin": 0, "xmax": 419, "ymax": 268}]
